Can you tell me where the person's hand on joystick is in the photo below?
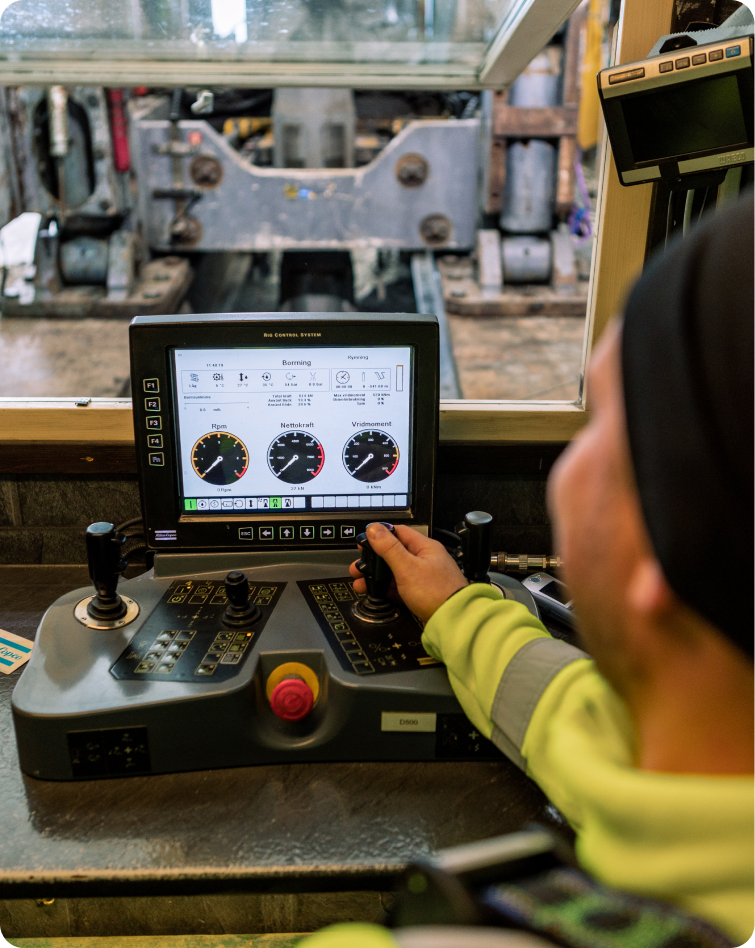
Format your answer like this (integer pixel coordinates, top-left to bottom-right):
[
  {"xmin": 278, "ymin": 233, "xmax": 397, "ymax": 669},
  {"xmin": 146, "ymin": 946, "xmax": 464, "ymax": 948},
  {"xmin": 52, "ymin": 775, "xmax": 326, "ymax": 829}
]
[{"xmin": 349, "ymin": 522, "xmax": 468, "ymax": 624}]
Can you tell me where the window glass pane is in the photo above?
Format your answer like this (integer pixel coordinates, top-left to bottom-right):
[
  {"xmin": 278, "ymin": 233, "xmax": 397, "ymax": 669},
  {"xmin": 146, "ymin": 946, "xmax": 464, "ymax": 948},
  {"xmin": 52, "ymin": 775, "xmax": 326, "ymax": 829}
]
[
  {"xmin": 0, "ymin": 0, "xmax": 511, "ymax": 67},
  {"xmin": 0, "ymin": 2, "xmax": 611, "ymax": 404}
]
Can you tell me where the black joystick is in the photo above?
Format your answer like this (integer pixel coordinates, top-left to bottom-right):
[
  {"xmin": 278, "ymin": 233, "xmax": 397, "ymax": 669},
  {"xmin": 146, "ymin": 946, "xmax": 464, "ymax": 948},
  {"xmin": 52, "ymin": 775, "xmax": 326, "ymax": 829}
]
[
  {"xmin": 223, "ymin": 570, "xmax": 261, "ymax": 627},
  {"xmin": 86, "ymin": 522, "xmax": 128, "ymax": 621},
  {"xmin": 457, "ymin": 511, "xmax": 493, "ymax": 585},
  {"xmin": 352, "ymin": 523, "xmax": 400, "ymax": 624}
]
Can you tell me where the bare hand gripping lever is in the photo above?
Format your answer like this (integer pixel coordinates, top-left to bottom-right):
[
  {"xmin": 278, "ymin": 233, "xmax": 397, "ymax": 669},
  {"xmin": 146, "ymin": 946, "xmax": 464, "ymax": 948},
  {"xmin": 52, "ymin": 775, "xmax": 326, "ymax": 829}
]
[{"xmin": 352, "ymin": 523, "xmax": 400, "ymax": 624}]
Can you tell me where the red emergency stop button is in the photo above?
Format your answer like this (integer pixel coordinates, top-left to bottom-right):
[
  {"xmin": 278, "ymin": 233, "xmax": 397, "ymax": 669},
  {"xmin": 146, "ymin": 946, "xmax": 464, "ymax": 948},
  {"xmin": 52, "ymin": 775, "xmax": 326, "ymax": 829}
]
[
  {"xmin": 266, "ymin": 661, "xmax": 320, "ymax": 722},
  {"xmin": 270, "ymin": 677, "xmax": 314, "ymax": 721}
]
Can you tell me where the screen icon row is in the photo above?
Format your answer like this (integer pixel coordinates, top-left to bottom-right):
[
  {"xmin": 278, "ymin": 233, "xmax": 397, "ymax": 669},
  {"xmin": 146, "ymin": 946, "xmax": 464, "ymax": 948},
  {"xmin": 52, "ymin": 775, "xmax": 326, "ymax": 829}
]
[{"xmin": 184, "ymin": 496, "xmax": 307, "ymax": 511}]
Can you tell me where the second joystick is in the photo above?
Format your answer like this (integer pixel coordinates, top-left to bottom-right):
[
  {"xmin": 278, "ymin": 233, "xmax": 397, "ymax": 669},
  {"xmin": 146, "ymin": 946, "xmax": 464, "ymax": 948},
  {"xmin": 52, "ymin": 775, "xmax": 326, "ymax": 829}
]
[
  {"xmin": 457, "ymin": 511, "xmax": 493, "ymax": 585},
  {"xmin": 352, "ymin": 523, "xmax": 399, "ymax": 624},
  {"xmin": 223, "ymin": 570, "xmax": 261, "ymax": 627},
  {"xmin": 74, "ymin": 521, "xmax": 140, "ymax": 630}
]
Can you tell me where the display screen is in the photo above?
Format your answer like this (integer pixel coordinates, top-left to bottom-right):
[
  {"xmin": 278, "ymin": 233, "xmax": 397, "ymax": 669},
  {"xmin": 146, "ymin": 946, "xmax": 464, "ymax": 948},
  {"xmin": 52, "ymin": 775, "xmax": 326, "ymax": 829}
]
[
  {"xmin": 621, "ymin": 73, "xmax": 749, "ymax": 164},
  {"xmin": 172, "ymin": 346, "xmax": 413, "ymax": 514},
  {"xmin": 539, "ymin": 580, "xmax": 572, "ymax": 607}
]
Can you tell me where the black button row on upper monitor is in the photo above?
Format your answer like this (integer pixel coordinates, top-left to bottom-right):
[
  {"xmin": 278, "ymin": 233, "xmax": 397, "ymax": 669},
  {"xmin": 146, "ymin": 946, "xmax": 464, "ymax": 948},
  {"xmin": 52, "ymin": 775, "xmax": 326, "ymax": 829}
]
[{"xmin": 660, "ymin": 46, "xmax": 734, "ymax": 73}]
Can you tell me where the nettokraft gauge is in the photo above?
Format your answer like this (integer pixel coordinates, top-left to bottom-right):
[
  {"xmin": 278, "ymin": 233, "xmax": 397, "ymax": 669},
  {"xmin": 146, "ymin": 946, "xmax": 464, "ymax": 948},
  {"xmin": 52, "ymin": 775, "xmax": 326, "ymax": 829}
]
[{"xmin": 268, "ymin": 431, "xmax": 325, "ymax": 484}]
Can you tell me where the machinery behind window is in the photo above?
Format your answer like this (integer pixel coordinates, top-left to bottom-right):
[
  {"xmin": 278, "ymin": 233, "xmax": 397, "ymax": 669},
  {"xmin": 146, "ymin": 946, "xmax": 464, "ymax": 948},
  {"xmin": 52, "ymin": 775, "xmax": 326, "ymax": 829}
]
[
  {"xmin": 0, "ymin": 4, "xmax": 751, "ymax": 342},
  {"xmin": 0, "ymin": 14, "xmax": 591, "ymax": 334}
]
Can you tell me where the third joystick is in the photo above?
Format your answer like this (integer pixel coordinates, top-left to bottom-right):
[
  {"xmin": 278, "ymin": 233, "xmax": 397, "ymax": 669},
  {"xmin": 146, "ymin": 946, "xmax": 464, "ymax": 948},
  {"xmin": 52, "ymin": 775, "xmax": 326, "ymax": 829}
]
[
  {"xmin": 457, "ymin": 511, "xmax": 493, "ymax": 585},
  {"xmin": 223, "ymin": 570, "xmax": 261, "ymax": 627},
  {"xmin": 352, "ymin": 523, "xmax": 400, "ymax": 624}
]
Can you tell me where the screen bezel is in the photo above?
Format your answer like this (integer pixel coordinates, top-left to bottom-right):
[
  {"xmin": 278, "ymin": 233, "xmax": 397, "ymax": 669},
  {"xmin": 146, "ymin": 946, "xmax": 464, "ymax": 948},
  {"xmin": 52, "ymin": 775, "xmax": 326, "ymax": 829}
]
[
  {"xmin": 598, "ymin": 36, "xmax": 754, "ymax": 184},
  {"xmin": 130, "ymin": 312, "xmax": 439, "ymax": 552}
]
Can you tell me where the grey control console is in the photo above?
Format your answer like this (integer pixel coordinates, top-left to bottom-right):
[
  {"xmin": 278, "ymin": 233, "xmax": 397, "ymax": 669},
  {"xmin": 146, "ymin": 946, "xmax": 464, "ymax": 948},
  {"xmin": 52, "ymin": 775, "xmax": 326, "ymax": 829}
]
[
  {"xmin": 12, "ymin": 549, "xmax": 537, "ymax": 780},
  {"xmin": 12, "ymin": 312, "xmax": 541, "ymax": 781}
]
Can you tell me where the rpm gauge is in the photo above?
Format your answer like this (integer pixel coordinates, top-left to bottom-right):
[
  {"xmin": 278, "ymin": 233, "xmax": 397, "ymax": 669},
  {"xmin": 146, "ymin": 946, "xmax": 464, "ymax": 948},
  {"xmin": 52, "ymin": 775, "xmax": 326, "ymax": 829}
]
[
  {"xmin": 268, "ymin": 431, "xmax": 325, "ymax": 484},
  {"xmin": 191, "ymin": 432, "xmax": 248, "ymax": 485},
  {"xmin": 343, "ymin": 429, "xmax": 399, "ymax": 483}
]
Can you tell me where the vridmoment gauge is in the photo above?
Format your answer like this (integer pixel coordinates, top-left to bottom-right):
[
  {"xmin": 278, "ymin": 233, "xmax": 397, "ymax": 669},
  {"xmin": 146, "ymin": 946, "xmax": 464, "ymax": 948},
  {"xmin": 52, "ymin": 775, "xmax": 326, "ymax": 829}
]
[
  {"xmin": 191, "ymin": 432, "xmax": 249, "ymax": 485},
  {"xmin": 343, "ymin": 429, "xmax": 399, "ymax": 482}
]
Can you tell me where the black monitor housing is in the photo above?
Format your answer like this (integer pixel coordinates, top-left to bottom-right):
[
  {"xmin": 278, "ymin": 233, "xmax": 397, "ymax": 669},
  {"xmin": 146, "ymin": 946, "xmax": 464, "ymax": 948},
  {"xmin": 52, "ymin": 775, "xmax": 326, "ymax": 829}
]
[
  {"xmin": 598, "ymin": 33, "xmax": 753, "ymax": 189},
  {"xmin": 130, "ymin": 312, "xmax": 439, "ymax": 553}
]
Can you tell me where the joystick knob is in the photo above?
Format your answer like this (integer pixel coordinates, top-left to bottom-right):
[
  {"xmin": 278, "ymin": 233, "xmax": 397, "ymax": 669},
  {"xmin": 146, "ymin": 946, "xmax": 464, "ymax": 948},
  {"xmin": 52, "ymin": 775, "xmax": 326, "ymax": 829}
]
[
  {"xmin": 352, "ymin": 523, "xmax": 400, "ymax": 624},
  {"xmin": 86, "ymin": 522, "xmax": 128, "ymax": 621},
  {"xmin": 222, "ymin": 570, "xmax": 261, "ymax": 627},
  {"xmin": 458, "ymin": 511, "xmax": 493, "ymax": 585}
]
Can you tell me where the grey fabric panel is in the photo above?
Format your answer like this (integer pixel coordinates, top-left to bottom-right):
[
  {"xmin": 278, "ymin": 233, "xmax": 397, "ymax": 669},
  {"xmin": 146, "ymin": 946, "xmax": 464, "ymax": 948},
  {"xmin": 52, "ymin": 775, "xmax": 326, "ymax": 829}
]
[
  {"xmin": 491, "ymin": 638, "xmax": 588, "ymax": 753},
  {"xmin": 396, "ymin": 926, "xmax": 558, "ymax": 948},
  {"xmin": 490, "ymin": 722, "xmax": 526, "ymax": 771}
]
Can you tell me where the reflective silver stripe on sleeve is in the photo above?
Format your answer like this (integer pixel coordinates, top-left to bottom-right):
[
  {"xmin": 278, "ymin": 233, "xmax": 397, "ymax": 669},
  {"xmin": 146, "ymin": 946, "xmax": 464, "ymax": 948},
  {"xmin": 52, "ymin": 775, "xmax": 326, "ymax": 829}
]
[{"xmin": 490, "ymin": 637, "xmax": 588, "ymax": 769}]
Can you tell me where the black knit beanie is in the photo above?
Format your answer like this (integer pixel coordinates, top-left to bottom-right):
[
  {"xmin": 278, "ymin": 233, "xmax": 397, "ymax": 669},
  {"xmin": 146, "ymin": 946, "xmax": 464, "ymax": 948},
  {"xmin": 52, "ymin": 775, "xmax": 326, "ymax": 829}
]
[{"xmin": 621, "ymin": 193, "xmax": 754, "ymax": 657}]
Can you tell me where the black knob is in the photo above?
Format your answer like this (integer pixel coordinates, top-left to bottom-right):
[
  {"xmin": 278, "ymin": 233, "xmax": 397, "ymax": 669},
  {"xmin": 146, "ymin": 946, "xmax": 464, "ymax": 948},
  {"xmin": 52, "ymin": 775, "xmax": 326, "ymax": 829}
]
[
  {"xmin": 223, "ymin": 570, "xmax": 261, "ymax": 627},
  {"xmin": 458, "ymin": 511, "xmax": 493, "ymax": 584},
  {"xmin": 86, "ymin": 522, "xmax": 128, "ymax": 620},
  {"xmin": 352, "ymin": 523, "xmax": 399, "ymax": 624}
]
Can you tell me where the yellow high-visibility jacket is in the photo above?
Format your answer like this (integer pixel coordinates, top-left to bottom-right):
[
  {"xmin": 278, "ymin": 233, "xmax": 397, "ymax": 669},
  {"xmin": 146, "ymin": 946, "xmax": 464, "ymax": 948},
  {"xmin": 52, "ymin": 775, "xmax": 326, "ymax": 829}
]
[{"xmin": 304, "ymin": 585, "xmax": 754, "ymax": 947}]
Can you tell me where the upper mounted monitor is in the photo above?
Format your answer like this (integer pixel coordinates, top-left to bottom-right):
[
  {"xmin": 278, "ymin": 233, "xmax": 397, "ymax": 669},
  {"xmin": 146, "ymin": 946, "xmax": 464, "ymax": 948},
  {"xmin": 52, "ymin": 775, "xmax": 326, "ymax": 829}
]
[
  {"xmin": 599, "ymin": 34, "xmax": 753, "ymax": 187},
  {"xmin": 130, "ymin": 312, "xmax": 438, "ymax": 552}
]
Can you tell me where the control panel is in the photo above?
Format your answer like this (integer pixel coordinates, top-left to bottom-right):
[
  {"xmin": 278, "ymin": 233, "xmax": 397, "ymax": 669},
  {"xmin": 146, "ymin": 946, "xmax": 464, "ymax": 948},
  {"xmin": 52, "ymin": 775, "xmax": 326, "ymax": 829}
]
[
  {"xmin": 12, "ymin": 513, "xmax": 539, "ymax": 780},
  {"xmin": 299, "ymin": 578, "xmax": 433, "ymax": 675},
  {"xmin": 110, "ymin": 578, "xmax": 285, "ymax": 681},
  {"xmin": 11, "ymin": 313, "xmax": 543, "ymax": 781}
]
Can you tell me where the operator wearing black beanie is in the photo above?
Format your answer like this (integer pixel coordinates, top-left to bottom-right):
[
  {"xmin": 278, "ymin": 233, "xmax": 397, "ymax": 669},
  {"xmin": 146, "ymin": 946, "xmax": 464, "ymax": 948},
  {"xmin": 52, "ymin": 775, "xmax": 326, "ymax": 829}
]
[
  {"xmin": 324, "ymin": 196, "xmax": 753, "ymax": 948},
  {"xmin": 621, "ymin": 193, "xmax": 754, "ymax": 657}
]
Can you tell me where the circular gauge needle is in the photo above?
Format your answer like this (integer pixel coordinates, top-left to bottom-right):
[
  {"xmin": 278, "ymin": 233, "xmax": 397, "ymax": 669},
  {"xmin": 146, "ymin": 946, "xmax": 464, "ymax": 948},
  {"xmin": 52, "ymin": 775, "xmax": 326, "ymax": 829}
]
[
  {"xmin": 278, "ymin": 454, "xmax": 299, "ymax": 474},
  {"xmin": 202, "ymin": 455, "xmax": 223, "ymax": 477},
  {"xmin": 353, "ymin": 453, "xmax": 374, "ymax": 472}
]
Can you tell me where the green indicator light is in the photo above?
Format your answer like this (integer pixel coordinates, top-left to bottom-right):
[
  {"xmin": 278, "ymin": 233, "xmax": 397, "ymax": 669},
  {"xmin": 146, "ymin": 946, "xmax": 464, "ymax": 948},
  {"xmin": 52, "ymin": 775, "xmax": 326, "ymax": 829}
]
[
  {"xmin": 185, "ymin": 499, "xmax": 197, "ymax": 511},
  {"xmin": 270, "ymin": 497, "xmax": 282, "ymax": 509}
]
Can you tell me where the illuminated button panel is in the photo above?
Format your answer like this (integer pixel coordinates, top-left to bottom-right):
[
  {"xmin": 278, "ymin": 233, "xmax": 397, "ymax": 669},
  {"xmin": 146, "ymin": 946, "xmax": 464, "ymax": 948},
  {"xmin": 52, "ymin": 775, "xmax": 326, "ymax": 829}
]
[
  {"xmin": 298, "ymin": 578, "xmax": 439, "ymax": 676},
  {"xmin": 603, "ymin": 38, "xmax": 750, "ymax": 90},
  {"xmin": 110, "ymin": 579, "xmax": 286, "ymax": 682}
]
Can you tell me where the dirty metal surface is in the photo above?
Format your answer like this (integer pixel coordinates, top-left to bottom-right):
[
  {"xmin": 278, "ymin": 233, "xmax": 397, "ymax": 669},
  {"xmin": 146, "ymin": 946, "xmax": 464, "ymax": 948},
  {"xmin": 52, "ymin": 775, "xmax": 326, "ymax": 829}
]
[
  {"xmin": 133, "ymin": 113, "xmax": 479, "ymax": 252},
  {"xmin": 0, "ymin": 565, "xmax": 558, "ymax": 898},
  {"xmin": 3, "ymin": 258, "xmax": 192, "ymax": 319},
  {"xmin": 438, "ymin": 256, "xmax": 588, "ymax": 318}
]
